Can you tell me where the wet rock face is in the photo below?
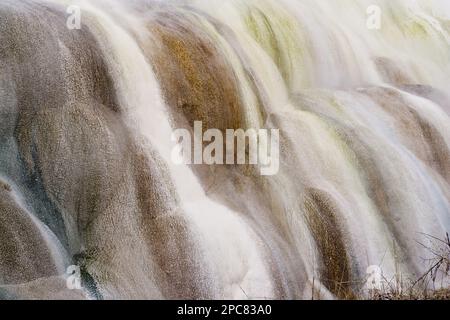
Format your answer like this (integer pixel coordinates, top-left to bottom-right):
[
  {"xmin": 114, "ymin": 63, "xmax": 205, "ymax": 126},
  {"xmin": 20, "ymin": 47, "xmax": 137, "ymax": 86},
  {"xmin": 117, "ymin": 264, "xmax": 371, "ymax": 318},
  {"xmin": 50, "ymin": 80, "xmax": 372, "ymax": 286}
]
[
  {"xmin": 304, "ymin": 188, "xmax": 353, "ymax": 299},
  {"xmin": 362, "ymin": 87, "xmax": 450, "ymax": 183},
  {"xmin": 0, "ymin": 1, "xmax": 123, "ymax": 245}
]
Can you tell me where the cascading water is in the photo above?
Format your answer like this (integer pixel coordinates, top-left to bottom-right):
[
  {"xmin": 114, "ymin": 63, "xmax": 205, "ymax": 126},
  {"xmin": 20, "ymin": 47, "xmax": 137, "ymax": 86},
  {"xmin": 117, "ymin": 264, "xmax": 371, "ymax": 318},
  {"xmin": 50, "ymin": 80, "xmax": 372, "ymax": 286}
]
[{"xmin": 0, "ymin": 0, "xmax": 449, "ymax": 299}]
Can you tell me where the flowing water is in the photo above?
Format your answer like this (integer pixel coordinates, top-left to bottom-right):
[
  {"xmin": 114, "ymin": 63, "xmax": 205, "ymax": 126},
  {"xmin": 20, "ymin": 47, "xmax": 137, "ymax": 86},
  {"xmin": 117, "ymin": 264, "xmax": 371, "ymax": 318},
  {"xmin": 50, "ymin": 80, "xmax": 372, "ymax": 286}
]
[{"xmin": 0, "ymin": 0, "xmax": 449, "ymax": 299}]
